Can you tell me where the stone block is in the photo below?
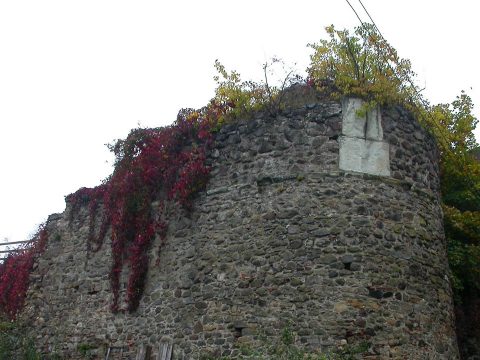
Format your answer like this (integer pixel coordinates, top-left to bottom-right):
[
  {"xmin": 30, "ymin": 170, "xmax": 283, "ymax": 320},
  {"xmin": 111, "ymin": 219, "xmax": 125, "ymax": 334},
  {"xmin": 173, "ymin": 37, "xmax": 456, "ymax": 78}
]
[
  {"xmin": 339, "ymin": 136, "xmax": 390, "ymax": 177},
  {"xmin": 341, "ymin": 98, "xmax": 384, "ymax": 141},
  {"xmin": 342, "ymin": 98, "xmax": 366, "ymax": 138}
]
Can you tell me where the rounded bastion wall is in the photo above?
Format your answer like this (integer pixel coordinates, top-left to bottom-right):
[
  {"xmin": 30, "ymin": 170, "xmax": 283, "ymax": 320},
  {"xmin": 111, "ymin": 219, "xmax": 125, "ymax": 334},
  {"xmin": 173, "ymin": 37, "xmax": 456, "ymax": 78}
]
[{"xmin": 22, "ymin": 88, "xmax": 459, "ymax": 359}]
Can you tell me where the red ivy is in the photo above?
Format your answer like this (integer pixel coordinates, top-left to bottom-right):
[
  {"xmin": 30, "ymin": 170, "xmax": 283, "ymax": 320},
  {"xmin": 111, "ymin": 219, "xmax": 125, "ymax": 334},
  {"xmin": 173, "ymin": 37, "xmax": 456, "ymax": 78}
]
[
  {"xmin": 67, "ymin": 101, "xmax": 230, "ymax": 312},
  {"xmin": 0, "ymin": 227, "xmax": 48, "ymax": 319}
]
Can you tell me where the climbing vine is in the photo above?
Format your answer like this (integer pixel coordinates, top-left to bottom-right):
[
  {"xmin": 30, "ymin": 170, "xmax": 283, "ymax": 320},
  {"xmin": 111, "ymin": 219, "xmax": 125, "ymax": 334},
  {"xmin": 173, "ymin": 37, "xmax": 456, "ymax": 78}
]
[
  {"xmin": 0, "ymin": 57, "xmax": 294, "ymax": 317},
  {"xmin": 65, "ymin": 59, "xmax": 291, "ymax": 313},
  {"xmin": 66, "ymin": 101, "xmax": 234, "ymax": 312},
  {"xmin": 0, "ymin": 227, "xmax": 48, "ymax": 320}
]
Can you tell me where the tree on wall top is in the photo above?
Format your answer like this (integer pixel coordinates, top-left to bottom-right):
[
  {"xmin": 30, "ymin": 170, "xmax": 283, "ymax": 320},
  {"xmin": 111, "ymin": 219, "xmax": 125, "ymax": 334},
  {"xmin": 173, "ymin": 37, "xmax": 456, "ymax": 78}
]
[{"xmin": 307, "ymin": 24, "xmax": 420, "ymax": 112}]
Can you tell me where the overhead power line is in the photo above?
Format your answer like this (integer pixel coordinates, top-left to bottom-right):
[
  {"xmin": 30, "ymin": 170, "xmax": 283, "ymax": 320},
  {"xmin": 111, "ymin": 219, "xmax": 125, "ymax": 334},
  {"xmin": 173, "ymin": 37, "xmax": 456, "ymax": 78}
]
[
  {"xmin": 357, "ymin": 0, "xmax": 384, "ymax": 38},
  {"xmin": 345, "ymin": 0, "xmax": 367, "ymax": 27}
]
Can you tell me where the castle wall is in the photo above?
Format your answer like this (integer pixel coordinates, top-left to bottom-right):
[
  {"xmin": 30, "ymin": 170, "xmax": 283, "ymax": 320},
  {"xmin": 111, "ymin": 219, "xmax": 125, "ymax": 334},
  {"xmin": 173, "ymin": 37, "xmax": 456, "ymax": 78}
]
[{"xmin": 21, "ymin": 91, "xmax": 459, "ymax": 359}]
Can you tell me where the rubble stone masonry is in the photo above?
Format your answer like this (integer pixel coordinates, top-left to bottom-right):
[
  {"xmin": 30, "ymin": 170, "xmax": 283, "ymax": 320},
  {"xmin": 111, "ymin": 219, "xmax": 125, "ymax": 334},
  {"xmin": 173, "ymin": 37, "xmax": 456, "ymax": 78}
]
[{"xmin": 21, "ymin": 88, "xmax": 459, "ymax": 359}]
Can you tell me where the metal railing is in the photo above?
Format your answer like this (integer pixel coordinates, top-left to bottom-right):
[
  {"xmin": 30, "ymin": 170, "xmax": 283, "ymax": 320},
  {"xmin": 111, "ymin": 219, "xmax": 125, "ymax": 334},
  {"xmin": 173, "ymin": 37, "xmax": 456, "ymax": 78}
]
[{"xmin": 0, "ymin": 240, "xmax": 32, "ymax": 261}]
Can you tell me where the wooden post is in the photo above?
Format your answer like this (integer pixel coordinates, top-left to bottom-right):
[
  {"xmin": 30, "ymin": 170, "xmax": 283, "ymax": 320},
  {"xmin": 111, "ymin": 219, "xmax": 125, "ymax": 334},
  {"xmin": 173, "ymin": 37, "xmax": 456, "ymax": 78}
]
[
  {"xmin": 135, "ymin": 344, "xmax": 152, "ymax": 360},
  {"xmin": 156, "ymin": 341, "xmax": 173, "ymax": 360},
  {"xmin": 104, "ymin": 347, "xmax": 111, "ymax": 360}
]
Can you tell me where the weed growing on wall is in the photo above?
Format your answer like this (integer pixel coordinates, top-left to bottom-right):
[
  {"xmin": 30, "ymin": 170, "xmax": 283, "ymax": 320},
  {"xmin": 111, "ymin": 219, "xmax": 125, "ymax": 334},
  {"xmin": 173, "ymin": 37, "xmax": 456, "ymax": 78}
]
[
  {"xmin": 0, "ymin": 319, "xmax": 60, "ymax": 360},
  {"xmin": 201, "ymin": 324, "xmax": 369, "ymax": 360}
]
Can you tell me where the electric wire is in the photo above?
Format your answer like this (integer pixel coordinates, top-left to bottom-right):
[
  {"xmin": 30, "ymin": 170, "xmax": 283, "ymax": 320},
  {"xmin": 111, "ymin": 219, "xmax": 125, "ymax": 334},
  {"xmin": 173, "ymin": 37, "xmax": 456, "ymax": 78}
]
[
  {"xmin": 345, "ymin": 0, "xmax": 367, "ymax": 28},
  {"xmin": 357, "ymin": 0, "xmax": 385, "ymax": 38}
]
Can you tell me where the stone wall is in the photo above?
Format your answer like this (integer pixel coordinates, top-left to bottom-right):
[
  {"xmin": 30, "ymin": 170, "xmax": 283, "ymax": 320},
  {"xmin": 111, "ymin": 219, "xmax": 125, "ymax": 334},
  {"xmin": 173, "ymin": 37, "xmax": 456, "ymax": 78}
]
[{"xmin": 21, "ymin": 88, "xmax": 459, "ymax": 359}]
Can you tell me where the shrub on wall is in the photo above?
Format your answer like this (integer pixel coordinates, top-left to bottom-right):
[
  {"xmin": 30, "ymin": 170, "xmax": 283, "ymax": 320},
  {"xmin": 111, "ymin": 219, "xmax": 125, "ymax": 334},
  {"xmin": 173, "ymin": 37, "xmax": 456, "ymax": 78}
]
[{"xmin": 307, "ymin": 24, "xmax": 419, "ymax": 113}]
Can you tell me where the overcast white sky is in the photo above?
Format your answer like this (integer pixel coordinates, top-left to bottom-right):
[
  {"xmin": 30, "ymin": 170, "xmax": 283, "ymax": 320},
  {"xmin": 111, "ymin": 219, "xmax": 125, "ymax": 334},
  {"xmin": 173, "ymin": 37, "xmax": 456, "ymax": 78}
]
[{"xmin": 1, "ymin": 0, "xmax": 479, "ymax": 244}]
